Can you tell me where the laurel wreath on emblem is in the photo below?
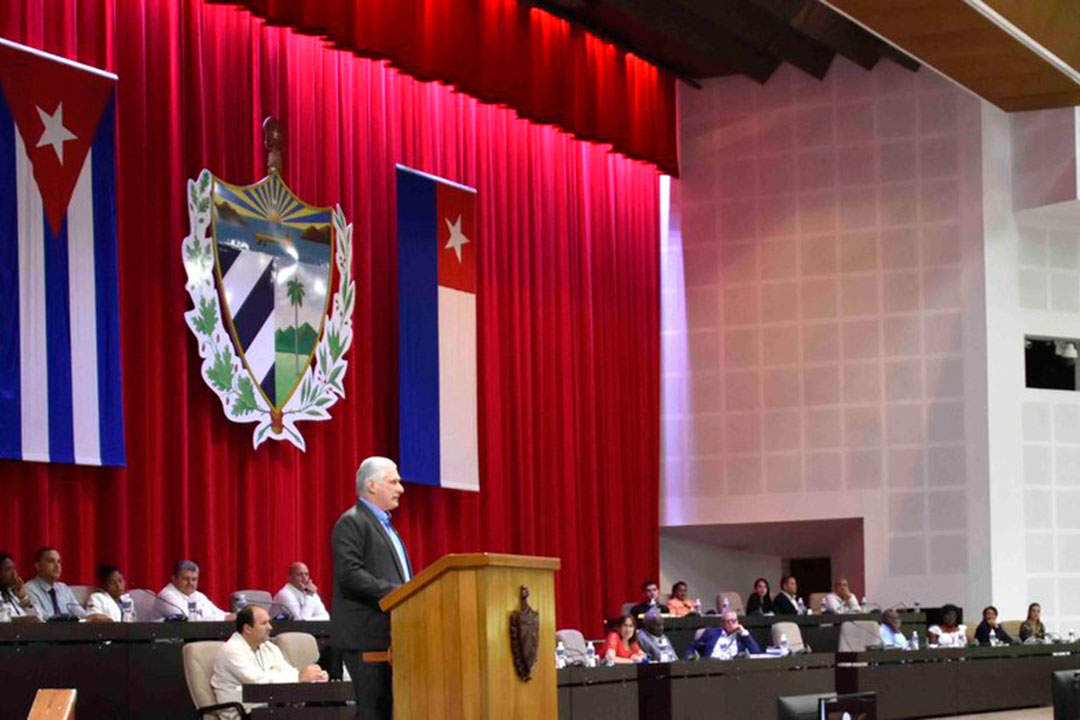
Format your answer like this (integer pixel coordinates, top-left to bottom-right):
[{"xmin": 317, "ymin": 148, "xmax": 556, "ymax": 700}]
[{"xmin": 181, "ymin": 169, "xmax": 354, "ymax": 451}]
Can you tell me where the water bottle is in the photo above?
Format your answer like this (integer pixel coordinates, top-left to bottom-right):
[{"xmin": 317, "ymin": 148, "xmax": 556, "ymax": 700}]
[
  {"xmin": 555, "ymin": 641, "xmax": 567, "ymax": 669},
  {"xmin": 187, "ymin": 599, "xmax": 198, "ymax": 619},
  {"xmin": 861, "ymin": 595, "xmax": 868, "ymax": 611},
  {"xmin": 0, "ymin": 603, "xmax": 10, "ymax": 623},
  {"xmin": 720, "ymin": 596, "xmax": 730, "ymax": 614},
  {"xmin": 584, "ymin": 642, "xmax": 597, "ymax": 668},
  {"xmin": 911, "ymin": 631, "xmax": 920, "ymax": 650},
  {"xmin": 695, "ymin": 598, "xmax": 702, "ymax": 614},
  {"xmin": 796, "ymin": 597, "xmax": 806, "ymax": 615},
  {"xmin": 120, "ymin": 594, "xmax": 135, "ymax": 623},
  {"xmin": 779, "ymin": 633, "xmax": 789, "ymax": 654},
  {"xmin": 1069, "ymin": 629, "xmax": 1076, "ymax": 644},
  {"xmin": 913, "ymin": 600, "xmax": 921, "ymax": 613},
  {"xmin": 989, "ymin": 629, "xmax": 997, "ymax": 647}
]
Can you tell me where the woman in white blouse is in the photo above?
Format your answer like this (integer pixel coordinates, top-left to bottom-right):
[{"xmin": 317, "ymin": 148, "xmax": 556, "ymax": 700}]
[
  {"xmin": 928, "ymin": 604, "xmax": 967, "ymax": 647},
  {"xmin": 86, "ymin": 565, "xmax": 131, "ymax": 622}
]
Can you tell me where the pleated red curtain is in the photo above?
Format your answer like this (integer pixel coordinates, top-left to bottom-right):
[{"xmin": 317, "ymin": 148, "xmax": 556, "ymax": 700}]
[
  {"xmin": 0, "ymin": 0, "xmax": 660, "ymax": 634},
  {"xmin": 207, "ymin": 0, "xmax": 680, "ymax": 176}
]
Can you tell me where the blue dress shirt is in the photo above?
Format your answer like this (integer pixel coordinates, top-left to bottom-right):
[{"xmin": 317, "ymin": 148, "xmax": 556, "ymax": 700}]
[
  {"xmin": 880, "ymin": 623, "xmax": 910, "ymax": 649},
  {"xmin": 360, "ymin": 498, "xmax": 412, "ymax": 582}
]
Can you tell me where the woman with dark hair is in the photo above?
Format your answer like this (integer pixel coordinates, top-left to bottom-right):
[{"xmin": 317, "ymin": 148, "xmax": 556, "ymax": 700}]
[
  {"xmin": 928, "ymin": 603, "xmax": 967, "ymax": 647},
  {"xmin": 604, "ymin": 614, "xmax": 646, "ymax": 664},
  {"xmin": 1019, "ymin": 602, "xmax": 1046, "ymax": 642},
  {"xmin": 86, "ymin": 564, "xmax": 130, "ymax": 622},
  {"xmin": 745, "ymin": 578, "xmax": 774, "ymax": 615},
  {"xmin": 974, "ymin": 605, "xmax": 1014, "ymax": 645}
]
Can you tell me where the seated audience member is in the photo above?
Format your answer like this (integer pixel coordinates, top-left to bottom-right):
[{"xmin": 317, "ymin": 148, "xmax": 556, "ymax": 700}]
[
  {"xmin": 24, "ymin": 547, "xmax": 79, "ymax": 620},
  {"xmin": 745, "ymin": 577, "xmax": 774, "ymax": 615},
  {"xmin": 211, "ymin": 605, "xmax": 328, "ymax": 718},
  {"xmin": 928, "ymin": 604, "xmax": 967, "ymax": 646},
  {"xmin": 686, "ymin": 610, "xmax": 761, "ymax": 660},
  {"xmin": 879, "ymin": 608, "xmax": 910, "ymax": 649},
  {"xmin": 604, "ymin": 614, "xmax": 647, "ymax": 664},
  {"xmin": 629, "ymin": 579, "xmax": 669, "ymax": 617},
  {"xmin": 636, "ymin": 610, "xmax": 678, "ymax": 663},
  {"xmin": 667, "ymin": 581, "xmax": 699, "ymax": 617},
  {"xmin": 772, "ymin": 575, "xmax": 803, "ymax": 615},
  {"xmin": 1019, "ymin": 602, "xmax": 1046, "ymax": 642},
  {"xmin": 157, "ymin": 560, "xmax": 230, "ymax": 621},
  {"xmin": 974, "ymin": 605, "xmax": 1014, "ymax": 646},
  {"xmin": 273, "ymin": 562, "xmax": 329, "ymax": 621},
  {"xmin": 86, "ymin": 565, "xmax": 131, "ymax": 622},
  {"xmin": 0, "ymin": 551, "xmax": 36, "ymax": 619},
  {"xmin": 822, "ymin": 577, "xmax": 862, "ymax": 614}
]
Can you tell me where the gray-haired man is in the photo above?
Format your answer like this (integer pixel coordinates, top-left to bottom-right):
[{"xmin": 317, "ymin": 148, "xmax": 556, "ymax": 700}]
[
  {"xmin": 331, "ymin": 456, "xmax": 410, "ymax": 720},
  {"xmin": 156, "ymin": 559, "xmax": 230, "ymax": 621}
]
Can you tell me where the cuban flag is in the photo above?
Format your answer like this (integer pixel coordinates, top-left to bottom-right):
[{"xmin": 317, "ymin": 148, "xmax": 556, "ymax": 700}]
[
  {"xmin": 397, "ymin": 166, "xmax": 479, "ymax": 491},
  {"xmin": 0, "ymin": 38, "xmax": 124, "ymax": 466}
]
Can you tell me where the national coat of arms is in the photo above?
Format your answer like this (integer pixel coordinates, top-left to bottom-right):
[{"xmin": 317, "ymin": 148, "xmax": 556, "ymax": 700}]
[{"xmin": 181, "ymin": 119, "xmax": 354, "ymax": 451}]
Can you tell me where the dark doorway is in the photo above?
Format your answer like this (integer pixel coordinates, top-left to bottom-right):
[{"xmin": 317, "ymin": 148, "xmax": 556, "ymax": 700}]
[{"xmin": 787, "ymin": 556, "xmax": 832, "ymax": 596}]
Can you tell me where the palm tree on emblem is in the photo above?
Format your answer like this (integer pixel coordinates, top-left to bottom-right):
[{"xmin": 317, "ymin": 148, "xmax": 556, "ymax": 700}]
[{"xmin": 286, "ymin": 276, "xmax": 306, "ymax": 375}]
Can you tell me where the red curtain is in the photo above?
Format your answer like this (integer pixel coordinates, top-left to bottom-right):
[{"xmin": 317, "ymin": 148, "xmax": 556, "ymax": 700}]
[
  {"xmin": 0, "ymin": 0, "xmax": 659, "ymax": 635},
  {"xmin": 206, "ymin": 0, "xmax": 680, "ymax": 176}
]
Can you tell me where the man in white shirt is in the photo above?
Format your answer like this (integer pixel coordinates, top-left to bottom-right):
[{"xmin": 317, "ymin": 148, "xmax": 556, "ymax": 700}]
[
  {"xmin": 822, "ymin": 577, "xmax": 862, "ymax": 614},
  {"xmin": 156, "ymin": 560, "xmax": 231, "ymax": 621},
  {"xmin": 273, "ymin": 562, "xmax": 329, "ymax": 621},
  {"xmin": 24, "ymin": 547, "xmax": 80, "ymax": 620},
  {"xmin": 0, "ymin": 551, "xmax": 36, "ymax": 619},
  {"xmin": 211, "ymin": 605, "xmax": 328, "ymax": 718}
]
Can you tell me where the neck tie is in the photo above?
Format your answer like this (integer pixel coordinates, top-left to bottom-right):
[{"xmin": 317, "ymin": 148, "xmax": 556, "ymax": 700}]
[
  {"xmin": 48, "ymin": 587, "xmax": 61, "ymax": 616},
  {"xmin": 385, "ymin": 519, "xmax": 412, "ymax": 579}
]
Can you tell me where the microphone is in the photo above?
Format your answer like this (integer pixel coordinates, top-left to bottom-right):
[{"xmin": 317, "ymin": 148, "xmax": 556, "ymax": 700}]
[
  {"xmin": 146, "ymin": 591, "xmax": 189, "ymax": 621},
  {"xmin": 269, "ymin": 602, "xmax": 294, "ymax": 621},
  {"xmin": 844, "ymin": 619, "xmax": 888, "ymax": 651}
]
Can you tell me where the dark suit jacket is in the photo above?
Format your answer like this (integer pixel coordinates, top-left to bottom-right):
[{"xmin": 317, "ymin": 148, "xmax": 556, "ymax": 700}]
[
  {"xmin": 975, "ymin": 621, "xmax": 1014, "ymax": 646},
  {"xmin": 772, "ymin": 592, "xmax": 799, "ymax": 615},
  {"xmin": 629, "ymin": 601, "xmax": 669, "ymax": 617},
  {"xmin": 745, "ymin": 593, "xmax": 773, "ymax": 615},
  {"xmin": 686, "ymin": 627, "xmax": 761, "ymax": 659},
  {"xmin": 330, "ymin": 501, "xmax": 410, "ymax": 651}
]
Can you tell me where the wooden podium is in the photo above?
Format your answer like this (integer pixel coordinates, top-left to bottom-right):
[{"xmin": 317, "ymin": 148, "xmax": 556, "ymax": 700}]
[{"xmin": 379, "ymin": 553, "xmax": 561, "ymax": 720}]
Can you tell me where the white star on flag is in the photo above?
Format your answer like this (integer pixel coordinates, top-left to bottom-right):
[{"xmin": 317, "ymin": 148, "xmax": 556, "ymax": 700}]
[
  {"xmin": 444, "ymin": 214, "xmax": 470, "ymax": 263},
  {"xmin": 36, "ymin": 102, "xmax": 77, "ymax": 165}
]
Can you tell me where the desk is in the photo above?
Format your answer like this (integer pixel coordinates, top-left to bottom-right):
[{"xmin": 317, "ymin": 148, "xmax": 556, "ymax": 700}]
[
  {"xmin": 245, "ymin": 681, "xmax": 353, "ymax": 719},
  {"xmin": 558, "ymin": 665, "xmax": 638, "ymax": 720},
  {"xmin": 0, "ymin": 620, "xmax": 331, "ymax": 720},
  {"xmin": 837, "ymin": 643, "xmax": 1080, "ymax": 719},
  {"xmin": 558, "ymin": 654, "xmax": 834, "ymax": 720},
  {"xmin": 663, "ymin": 612, "xmax": 927, "ymax": 656},
  {"xmin": 640, "ymin": 653, "xmax": 835, "ymax": 718}
]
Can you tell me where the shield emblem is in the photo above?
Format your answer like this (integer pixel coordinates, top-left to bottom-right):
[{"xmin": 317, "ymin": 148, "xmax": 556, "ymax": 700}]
[{"xmin": 209, "ymin": 171, "xmax": 334, "ymax": 416}]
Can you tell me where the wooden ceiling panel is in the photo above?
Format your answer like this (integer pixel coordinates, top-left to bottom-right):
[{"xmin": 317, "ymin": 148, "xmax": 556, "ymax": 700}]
[{"xmin": 824, "ymin": 0, "xmax": 1080, "ymax": 111}]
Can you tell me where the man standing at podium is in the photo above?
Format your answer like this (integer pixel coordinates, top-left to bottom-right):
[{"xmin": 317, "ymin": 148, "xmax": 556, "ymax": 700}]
[{"xmin": 332, "ymin": 456, "xmax": 411, "ymax": 720}]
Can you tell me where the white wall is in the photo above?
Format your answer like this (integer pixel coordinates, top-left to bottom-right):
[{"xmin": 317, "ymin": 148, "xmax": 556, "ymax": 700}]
[
  {"xmin": 659, "ymin": 535, "xmax": 782, "ymax": 611},
  {"xmin": 662, "ymin": 57, "xmax": 991, "ymax": 613}
]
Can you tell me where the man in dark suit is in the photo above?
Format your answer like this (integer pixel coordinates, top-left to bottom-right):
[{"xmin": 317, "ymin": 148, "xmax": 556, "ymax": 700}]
[
  {"xmin": 685, "ymin": 611, "xmax": 761, "ymax": 659},
  {"xmin": 331, "ymin": 456, "xmax": 410, "ymax": 720},
  {"xmin": 773, "ymin": 575, "xmax": 802, "ymax": 615},
  {"xmin": 628, "ymin": 579, "xmax": 669, "ymax": 618}
]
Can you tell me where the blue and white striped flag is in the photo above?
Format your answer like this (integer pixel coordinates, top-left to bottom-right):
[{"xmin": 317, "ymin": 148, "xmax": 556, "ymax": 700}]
[{"xmin": 0, "ymin": 38, "xmax": 124, "ymax": 466}]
